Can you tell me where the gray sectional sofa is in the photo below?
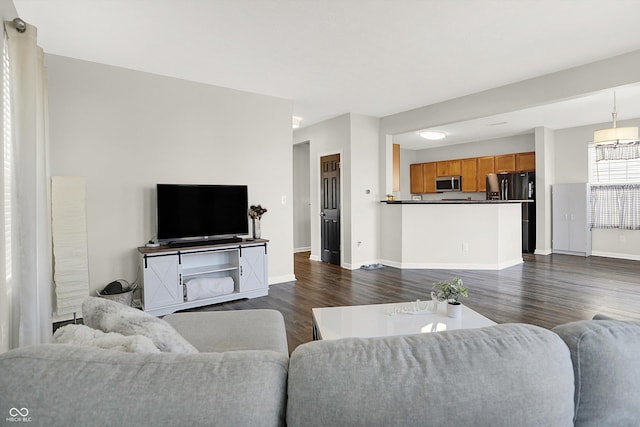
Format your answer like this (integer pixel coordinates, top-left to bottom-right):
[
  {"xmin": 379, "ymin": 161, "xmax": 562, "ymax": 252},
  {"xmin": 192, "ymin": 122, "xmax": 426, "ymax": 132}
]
[{"xmin": 1, "ymin": 309, "xmax": 639, "ymax": 427}]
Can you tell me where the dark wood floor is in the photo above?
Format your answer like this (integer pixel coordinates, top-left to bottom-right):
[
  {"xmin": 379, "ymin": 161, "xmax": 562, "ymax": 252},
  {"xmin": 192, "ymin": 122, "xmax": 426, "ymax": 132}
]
[{"xmin": 189, "ymin": 252, "xmax": 640, "ymax": 354}]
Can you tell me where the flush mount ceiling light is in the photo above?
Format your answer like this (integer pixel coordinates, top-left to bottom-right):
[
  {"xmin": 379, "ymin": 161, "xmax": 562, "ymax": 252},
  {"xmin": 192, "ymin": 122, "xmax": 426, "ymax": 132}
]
[
  {"xmin": 418, "ymin": 130, "xmax": 447, "ymax": 140},
  {"xmin": 292, "ymin": 116, "xmax": 302, "ymax": 129},
  {"xmin": 594, "ymin": 92, "xmax": 638, "ymax": 144}
]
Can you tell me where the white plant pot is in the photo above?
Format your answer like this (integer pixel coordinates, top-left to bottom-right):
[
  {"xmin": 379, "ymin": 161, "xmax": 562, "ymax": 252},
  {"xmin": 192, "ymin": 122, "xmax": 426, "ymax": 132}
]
[{"xmin": 447, "ymin": 302, "xmax": 462, "ymax": 318}]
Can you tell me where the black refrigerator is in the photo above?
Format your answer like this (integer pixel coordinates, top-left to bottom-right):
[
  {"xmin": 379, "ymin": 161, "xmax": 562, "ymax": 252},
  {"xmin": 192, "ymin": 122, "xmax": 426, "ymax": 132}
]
[{"xmin": 486, "ymin": 172, "xmax": 536, "ymax": 253}]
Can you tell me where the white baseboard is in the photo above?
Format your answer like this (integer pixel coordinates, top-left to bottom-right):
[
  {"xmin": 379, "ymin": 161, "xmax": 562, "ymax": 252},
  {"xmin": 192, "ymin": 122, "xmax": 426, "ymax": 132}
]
[
  {"xmin": 591, "ymin": 251, "xmax": 640, "ymax": 261},
  {"xmin": 378, "ymin": 259, "xmax": 402, "ymax": 269},
  {"xmin": 293, "ymin": 246, "xmax": 311, "ymax": 253},
  {"xmin": 535, "ymin": 248, "xmax": 552, "ymax": 255},
  {"xmin": 268, "ymin": 274, "xmax": 296, "ymax": 285},
  {"xmin": 379, "ymin": 258, "xmax": 522, "ymax": 270},
  {"xmin": 309, "ymin": 254, "xmax": 321, "ymax": 262}
]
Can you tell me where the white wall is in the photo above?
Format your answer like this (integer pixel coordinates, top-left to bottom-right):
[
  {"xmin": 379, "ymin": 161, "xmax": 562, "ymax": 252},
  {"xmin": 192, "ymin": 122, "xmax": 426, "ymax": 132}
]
[
  {"xmin": 535, "ymin": 127, "xmax": 555, "ymax": 254},
  {"xmin": 293, "ymin": 114, "xmax": 350, "ymax": 264},
  {"xmin": 293, "ymin": 142, "xmax": 311, "ymax": 252},
  {"xmin": 348, "ymin": 114, "xmax": 380, "ymax": 268},
  {"xmin": 293, "ymin": 113, "xmax": 380, "ymax": 269},
  {"xmin": 554, "ymin": 117, "xmax": 640, "ymax": 259},
  {"xmin": 47, "ymin": 54, "xmax": 295, "ymax": 319},
  {"xmin": 0, "ymin": 0, "xmax": 19, "ymax": 353}
]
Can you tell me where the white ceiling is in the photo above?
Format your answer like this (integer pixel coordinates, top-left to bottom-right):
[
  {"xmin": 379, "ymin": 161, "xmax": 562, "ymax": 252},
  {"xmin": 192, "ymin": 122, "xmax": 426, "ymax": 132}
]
[
  {"xmin": 13, "ymin": 0, "xmax": 640, "ymax": 146},
  {"xmin": 394, "ymin": 83, "xmax": 640, "ymax": 149}
]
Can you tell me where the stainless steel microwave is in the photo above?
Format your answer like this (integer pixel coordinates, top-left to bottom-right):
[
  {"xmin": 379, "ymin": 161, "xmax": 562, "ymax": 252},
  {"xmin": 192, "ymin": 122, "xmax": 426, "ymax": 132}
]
[{"xmin": 436, "ymin": 176, "xmax": 461, "ymax": 192}]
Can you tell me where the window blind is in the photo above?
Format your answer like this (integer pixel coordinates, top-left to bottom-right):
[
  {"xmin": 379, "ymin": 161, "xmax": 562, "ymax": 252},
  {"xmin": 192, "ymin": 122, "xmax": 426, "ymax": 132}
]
[
  {"xmin": 589, "ymin": 142, "xmax": 640, "ymax": 230},
  {"xmin": 589, "ymin": 143, "xmax": 640, "ymax": 184}
]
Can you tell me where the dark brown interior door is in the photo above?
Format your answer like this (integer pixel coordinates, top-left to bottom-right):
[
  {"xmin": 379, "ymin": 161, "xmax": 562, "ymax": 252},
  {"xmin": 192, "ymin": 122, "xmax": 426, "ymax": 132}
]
[{"xmin": 320, "ymin": 154, "xmax": 340, "ymax": 265}]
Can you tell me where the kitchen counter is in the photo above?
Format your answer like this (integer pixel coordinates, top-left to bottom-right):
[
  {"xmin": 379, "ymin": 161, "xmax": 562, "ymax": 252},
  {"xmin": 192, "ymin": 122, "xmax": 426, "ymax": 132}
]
[{"xmin": 380, "ymin": 202, "xmax": 523, "ymax": 270}]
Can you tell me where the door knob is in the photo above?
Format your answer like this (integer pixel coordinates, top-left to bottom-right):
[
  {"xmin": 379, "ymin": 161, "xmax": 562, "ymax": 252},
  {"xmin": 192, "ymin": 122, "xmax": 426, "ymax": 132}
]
[{"xmin": 320, "ymin": 212, "xmax": 326, "ymax": 217}]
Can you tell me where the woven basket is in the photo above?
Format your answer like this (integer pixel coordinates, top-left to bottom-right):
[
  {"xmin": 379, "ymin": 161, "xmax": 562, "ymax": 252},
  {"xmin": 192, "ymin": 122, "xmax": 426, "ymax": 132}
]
[{"xmin": 97, "ymin": 281, "xmax": 136, "ymax": 306}]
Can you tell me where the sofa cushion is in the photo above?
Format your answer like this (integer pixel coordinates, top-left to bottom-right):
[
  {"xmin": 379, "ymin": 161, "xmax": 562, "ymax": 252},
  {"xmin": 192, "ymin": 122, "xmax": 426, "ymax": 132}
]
[
  {"xmin": 53, "ymin": 324, "xmax": 160, "ymax": 353},
  {"xmin": 287, "ymin": 324, "xmax": 574, "ymax": 427},
  {"xmin": 0, "ymin": 344, "xmax": 289, "ymax": 427},
  {"xmin": 82, "ymin": 297, "xmax": 198, "ymax": 353},
  {"xmin": 553, "ymin": 319, "xmax": 640, "ymax": 427},
  {"xmin": 163, "ymin": 309, "xmax": 289, "ymax": 354}
]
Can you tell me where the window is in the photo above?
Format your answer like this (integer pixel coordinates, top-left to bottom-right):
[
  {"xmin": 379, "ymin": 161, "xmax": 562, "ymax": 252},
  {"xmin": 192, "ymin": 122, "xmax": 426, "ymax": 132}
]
[
  {"xmin": 589, "ymin": 143, "xmax": 640, "ymax": 183},
  {"xmin": 589, "ymin": 142, "xmax": 640, "ymax": 230}
]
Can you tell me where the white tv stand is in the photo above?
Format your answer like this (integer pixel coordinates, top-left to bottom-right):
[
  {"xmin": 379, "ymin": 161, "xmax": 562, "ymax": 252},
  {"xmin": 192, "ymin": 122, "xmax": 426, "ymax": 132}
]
[{"xmin": 137, "ymin": 239, "xmax": 268, "ymax": 316}]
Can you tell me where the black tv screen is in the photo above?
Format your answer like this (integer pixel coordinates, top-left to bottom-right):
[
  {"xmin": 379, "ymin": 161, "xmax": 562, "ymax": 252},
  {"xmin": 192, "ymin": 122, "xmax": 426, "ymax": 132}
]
[{"xmin": 156, "ymin": 184, "xmax": 248, "ymax": 242}]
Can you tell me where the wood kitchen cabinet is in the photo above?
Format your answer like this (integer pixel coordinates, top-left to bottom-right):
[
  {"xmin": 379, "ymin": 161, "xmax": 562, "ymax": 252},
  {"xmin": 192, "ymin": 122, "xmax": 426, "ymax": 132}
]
[
  {"xmin": 423, "ymin": 162, "xmax": 436, "ymax": 193},
  {"xmin": 516, "ymin": 152, "xmax": 536, "ymax": 171},
  {"xmin": 476, "ymin": 156, "xmax": 495, "ymax": 192},
  {"xmin": 495, "ymin": 154, "xmax": 516, "ymax": 173},
  {"xmin": 461, "ymin": 158, "xmax": 477, "ymax": 192},
  {"xmin": 392, "ymin": 143, "xmax": 401, "ymax": 192},
  {"xmin": 436, "ymin": 160, "xmax": 461, "ymax": 177},
  {"xmin": 410, "ymin": 162, "xmax": 437, "ymax": 194},
  {"xmin": 410, "ymin": 163, "xmax": 424, "ymax": 194},
  {"xmin": 410, "ymin": 151, "xmax": 532, "ymax": 194}
]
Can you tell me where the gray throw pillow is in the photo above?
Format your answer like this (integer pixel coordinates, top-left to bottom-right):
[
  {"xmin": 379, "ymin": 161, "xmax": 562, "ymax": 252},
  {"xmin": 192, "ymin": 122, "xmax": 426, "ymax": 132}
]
[{"xmin": 82, "ymin": 297, "xmax": 198, "ymax": 353}]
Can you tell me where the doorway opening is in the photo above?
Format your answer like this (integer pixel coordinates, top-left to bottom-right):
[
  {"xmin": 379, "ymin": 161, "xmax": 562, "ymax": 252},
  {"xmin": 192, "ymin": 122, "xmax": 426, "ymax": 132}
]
[{"xmin": 320, "ymin": 153, "xmax": 340, "ymax": 265}]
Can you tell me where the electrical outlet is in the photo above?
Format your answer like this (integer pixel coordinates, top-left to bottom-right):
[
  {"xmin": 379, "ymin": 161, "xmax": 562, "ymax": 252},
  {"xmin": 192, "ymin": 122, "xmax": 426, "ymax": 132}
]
[
  {"xmin": 462, "ymin": 242, "xmax": 469, "ymax": 252},
  {"xmin": 281, "ymin": 195, "xmax": 286, "ymax": 205}
]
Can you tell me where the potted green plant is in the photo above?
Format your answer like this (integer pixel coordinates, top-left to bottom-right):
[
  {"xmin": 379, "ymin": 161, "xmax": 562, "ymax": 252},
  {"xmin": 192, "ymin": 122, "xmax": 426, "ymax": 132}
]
[{"xmin": 432, "ymin": 277, "xmax": 468, "ymax": 318}]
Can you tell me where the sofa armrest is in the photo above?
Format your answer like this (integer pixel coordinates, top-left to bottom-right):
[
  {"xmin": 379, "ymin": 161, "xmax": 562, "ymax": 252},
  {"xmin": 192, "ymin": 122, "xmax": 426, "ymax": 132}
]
[{"xmin": 553, "ymin": 319, "xmax": 640, "ymax": 427}]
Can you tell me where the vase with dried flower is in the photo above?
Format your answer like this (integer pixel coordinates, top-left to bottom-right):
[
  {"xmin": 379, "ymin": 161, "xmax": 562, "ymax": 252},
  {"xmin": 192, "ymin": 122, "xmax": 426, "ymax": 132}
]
[{"xmin": 248, "ymin": 204, "xmax": 267, "ymax": 239}]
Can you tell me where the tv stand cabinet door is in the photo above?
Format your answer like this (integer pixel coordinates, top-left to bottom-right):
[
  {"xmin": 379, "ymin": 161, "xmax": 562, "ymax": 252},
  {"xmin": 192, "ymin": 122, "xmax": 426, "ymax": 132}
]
[
  {"xmin": 142, "ymin": 255, "xmax": 182, "ymax": 310},
  {"xmin": 239, "ymin": 245, "xmax": 267, "ymax": 292}
]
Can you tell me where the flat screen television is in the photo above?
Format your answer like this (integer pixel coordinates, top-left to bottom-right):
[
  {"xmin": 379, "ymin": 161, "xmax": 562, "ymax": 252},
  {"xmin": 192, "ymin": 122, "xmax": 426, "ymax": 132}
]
[{"xmin": 156, "ymin": 184, "xmax": 248, "ymax": 244}]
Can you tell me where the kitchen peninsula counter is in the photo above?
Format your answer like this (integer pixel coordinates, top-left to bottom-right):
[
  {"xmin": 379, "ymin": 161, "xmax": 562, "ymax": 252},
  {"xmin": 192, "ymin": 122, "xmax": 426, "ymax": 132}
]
[{"xmin": 380, "ymin": 200, "xmax": 525, "ymax": 270}]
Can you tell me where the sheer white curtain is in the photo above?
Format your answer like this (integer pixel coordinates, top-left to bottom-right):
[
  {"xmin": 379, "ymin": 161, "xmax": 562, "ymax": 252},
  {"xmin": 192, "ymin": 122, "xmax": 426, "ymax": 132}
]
[{"xmin": 3, "ymin": 20, "xmax": 52, "ymax": 349}]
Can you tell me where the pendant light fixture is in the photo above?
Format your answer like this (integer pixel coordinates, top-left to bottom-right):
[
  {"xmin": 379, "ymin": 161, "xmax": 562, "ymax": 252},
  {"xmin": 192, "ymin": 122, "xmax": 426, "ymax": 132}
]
[{"xmin": 594, "ymin": 92, "xmax": 638, "ymax": 144}]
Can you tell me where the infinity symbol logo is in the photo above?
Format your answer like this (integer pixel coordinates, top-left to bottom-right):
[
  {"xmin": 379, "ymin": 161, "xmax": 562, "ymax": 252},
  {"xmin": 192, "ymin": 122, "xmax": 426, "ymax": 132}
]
[{"xmin": 9, "ymin": 408, "xmax": 29, "ymax": 417}]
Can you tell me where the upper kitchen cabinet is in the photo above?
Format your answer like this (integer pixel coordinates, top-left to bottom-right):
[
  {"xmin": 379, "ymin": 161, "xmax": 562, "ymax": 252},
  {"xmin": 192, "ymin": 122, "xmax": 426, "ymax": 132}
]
[
  {"xmin": 477, "ymin": 156, "xmax": 495, "ymax": 192},
  {"xmin": 461, "ymin": 158, "xmax": 478, "ymax": 192},
  {"xmin": 495, "ymin": 154, "xmax": 516, "ymax": 173},
  {"xmin": 423, "ymin": 162, "xmax": 436, "ymax": 193},
  {"xmin": 393, "ymin": 143, "xmax": 401, "ymax": 192},
  {"xmin": 409, "ymin": 151, "xmax": 533, "ymax": 195},
  {"xmin": 410, "ymin": 163, "xmax": 424, "ymax": 194},
  {"xmin": 410, "ymin": 162, "xmax": 437, "ymax": 194},
  {"xmin": 516, "ymin": 152, "xmax": 536, "ymax": 171},
  {"xmin": 436, "ymin": 160, "xmax": 461, "ymax": 177}
]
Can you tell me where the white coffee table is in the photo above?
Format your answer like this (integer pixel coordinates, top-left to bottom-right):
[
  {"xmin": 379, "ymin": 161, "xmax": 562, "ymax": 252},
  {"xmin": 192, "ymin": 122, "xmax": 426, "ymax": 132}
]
[{"xmin": 312, "ymin": 301, "xmax": 496, "ymax": 340}]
